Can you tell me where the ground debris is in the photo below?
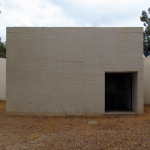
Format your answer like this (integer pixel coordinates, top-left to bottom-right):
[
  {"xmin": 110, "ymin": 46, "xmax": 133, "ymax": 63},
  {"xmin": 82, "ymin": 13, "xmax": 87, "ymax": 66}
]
[{"xmin": 0, "ymin": 102, "xmax": 150, "ymax": 149}]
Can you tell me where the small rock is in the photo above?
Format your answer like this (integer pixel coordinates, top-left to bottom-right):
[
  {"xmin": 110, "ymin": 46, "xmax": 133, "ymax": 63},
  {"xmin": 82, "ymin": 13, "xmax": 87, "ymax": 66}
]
[{"xmin": 84, "ymin": 139, "xmax": 88, "ymax": 142}]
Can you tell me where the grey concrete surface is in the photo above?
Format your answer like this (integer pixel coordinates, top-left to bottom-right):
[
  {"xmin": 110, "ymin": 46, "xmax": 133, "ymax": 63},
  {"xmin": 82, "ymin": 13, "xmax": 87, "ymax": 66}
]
[
  {"xmin": 144, "ymin": 57, "xmax": 150, "ymax": 104},
  {"xmin": 6, "ymin": 27, "xmax": 143, "ymax": 115},
  {"xmin": 0, "ymin": 58, "xmax": 6, "ymax": 100}
]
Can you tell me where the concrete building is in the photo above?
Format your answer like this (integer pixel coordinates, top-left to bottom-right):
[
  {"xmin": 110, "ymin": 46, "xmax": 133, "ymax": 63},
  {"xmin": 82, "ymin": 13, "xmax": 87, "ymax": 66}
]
[
  {"xmin": 0, "ymin": 58, "xmax": 6, "ymax": 100},
  {"xmin": 6, "ymin": 27, "xmax": 143, "ymax": 115},
  {"xmin": 144, "ymin": 57, "xmax": 150, "ymax": 104}
]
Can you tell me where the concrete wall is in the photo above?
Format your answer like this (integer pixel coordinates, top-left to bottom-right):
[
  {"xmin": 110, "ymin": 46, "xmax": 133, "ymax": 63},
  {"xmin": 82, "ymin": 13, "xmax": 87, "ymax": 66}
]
[
  {"xmin": 144, "ymin": 57, "xmax": 150, "ymax": 104},
  {"xmin": 0, "ymin": 58, "xmax": 6, "ymax": 100},
  {"xmin": 6, "ymin": 27, "xmax": 143, "ymax": 115}
]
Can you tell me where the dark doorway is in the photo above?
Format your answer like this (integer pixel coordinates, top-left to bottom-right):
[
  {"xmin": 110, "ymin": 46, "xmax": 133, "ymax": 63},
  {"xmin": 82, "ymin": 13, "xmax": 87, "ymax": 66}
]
[{"xmin": 105, "ymin": 73, "xmax": 132, "ymax": 111}]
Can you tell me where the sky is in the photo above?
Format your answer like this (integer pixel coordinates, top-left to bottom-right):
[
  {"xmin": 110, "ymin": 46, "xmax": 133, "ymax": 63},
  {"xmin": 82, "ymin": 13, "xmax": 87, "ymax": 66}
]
[{"xmin": 0, "ymin": 0, "xmax": 149, "ymax": 42}]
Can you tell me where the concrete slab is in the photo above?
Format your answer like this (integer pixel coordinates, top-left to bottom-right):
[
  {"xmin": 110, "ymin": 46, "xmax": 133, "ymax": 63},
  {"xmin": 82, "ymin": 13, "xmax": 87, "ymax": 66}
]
[{"xmin": 105, "ymin": 111, "xmax": 137, "ymax": 115}]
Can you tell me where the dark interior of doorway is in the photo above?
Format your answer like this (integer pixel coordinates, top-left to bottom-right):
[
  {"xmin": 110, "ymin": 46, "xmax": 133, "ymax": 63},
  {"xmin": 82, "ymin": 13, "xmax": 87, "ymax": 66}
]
[{"xmin": 105, "ymin": 73, "xmax": 132, "ymax": 111}]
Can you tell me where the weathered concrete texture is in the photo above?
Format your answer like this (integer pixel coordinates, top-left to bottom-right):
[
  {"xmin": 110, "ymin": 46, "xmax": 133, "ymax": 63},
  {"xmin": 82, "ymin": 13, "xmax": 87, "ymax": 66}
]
[
  {"xmin": 0, "ymin": 58, "xmax": 6, "ymax": 100},
  {"xmin": 144, "ymin": 57, "xmax": 150, "ymax": 104},
  {"xmin": 6, "ymin": 27, "xmax": 143, "ymax": 115}
]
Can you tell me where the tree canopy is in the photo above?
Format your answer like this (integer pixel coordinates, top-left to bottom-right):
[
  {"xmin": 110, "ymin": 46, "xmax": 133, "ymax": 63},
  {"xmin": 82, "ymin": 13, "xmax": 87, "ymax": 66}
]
[
  {"xmin": 0, "ymin": 42, "xmax": 6, "ymax": 58},
  {"xmin": 140, "ymin": 7, "xmax": 150, "ymax": 57}
]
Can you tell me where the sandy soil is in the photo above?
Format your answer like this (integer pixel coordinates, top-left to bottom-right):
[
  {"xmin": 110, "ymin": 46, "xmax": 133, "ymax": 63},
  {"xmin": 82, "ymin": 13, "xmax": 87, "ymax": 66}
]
[{"xmin": 0, "ymin": 101, "xmax": 150, "ymax": 150}]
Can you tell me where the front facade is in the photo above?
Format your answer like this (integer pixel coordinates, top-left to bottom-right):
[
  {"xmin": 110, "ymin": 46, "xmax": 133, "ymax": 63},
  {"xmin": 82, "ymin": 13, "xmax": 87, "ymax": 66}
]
[{"xmin": 6, "ymin": 27, "xmax": 143, "ymax": 115}]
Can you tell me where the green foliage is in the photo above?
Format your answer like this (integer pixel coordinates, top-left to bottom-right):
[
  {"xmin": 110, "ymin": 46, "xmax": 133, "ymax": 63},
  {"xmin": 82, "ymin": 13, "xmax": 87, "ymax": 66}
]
[
  {"xmin": 0, "ymin": 41, "xmax": 6, "ymax": 58},
  {"xmin": 140, "ymin": 7, "xmax": 150, "ymax": 57}
]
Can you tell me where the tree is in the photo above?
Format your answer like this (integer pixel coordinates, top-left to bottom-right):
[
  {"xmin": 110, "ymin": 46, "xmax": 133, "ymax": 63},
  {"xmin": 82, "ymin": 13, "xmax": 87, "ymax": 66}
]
[
  {"xmin": 0, "ymin": 42, "xmax": 6, "ymax": 58},
  {"xmin": 0, "ymin": 4, "xmax": 6, "ymax": 58},
  {"xmin": 140, "ymin": 7, "xmax": 150, "ymax": 57}
]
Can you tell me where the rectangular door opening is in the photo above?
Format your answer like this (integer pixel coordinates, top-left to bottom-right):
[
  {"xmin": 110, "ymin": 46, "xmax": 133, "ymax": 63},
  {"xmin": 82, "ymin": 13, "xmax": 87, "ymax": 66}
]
[{"xmin": 105, "ymin": 73, "xmax": 132, "ymax": 111}]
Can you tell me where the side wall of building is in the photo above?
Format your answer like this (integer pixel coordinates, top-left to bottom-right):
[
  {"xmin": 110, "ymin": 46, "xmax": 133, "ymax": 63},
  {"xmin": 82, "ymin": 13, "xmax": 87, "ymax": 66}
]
[
  {"xmin": 0, "ymin": 58, "xmax": 6, "ymax": 100},
  {"xmin": 144, "ymin": 57, "xmax": 150, "ymax": 104},
  {"xmin": 6, "ymin": 27, "xmax": 143, "ymax": 115}
]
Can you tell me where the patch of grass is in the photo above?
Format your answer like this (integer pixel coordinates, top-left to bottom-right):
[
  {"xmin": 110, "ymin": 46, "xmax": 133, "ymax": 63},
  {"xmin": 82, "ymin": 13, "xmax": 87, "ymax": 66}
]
[
  {"xmin": 0, "ymin": 100, "xmax": 6, "ymax": 103},
  {"xmin": 30, "ymin": 134, "xmax": 40, "ymax": 140},
  {"xmin": 144, "ymin": 104, "xmax": 150, "ymax": 114},
  {"xmin": 0, "ymin": 100, "xmax": 6, "ymax": 115},
  {"xmin": 47, "ymin": 119, "xmax": 58, "ymax": 131},
  {"xmin": 98, "ymin": 120, "xmax": 106, "ymax": 126}
]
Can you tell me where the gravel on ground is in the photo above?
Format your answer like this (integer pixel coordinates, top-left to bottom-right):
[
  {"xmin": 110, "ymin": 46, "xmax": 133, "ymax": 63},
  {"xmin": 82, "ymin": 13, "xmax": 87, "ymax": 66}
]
[{"xmin": 0, "ymin": 101, "xmax": 150, "ymax": 150}]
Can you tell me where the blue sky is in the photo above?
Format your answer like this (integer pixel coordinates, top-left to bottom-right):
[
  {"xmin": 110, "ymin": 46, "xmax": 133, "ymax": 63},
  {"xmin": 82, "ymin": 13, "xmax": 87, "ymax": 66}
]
[{"xmin": 0, "ymin": 0, "xmax": 149, "ymax": 42}]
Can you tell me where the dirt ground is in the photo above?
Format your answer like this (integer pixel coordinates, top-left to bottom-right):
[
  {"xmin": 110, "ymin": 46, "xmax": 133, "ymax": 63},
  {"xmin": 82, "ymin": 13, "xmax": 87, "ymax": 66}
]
[{"xmin": 0, "ymin": 101, "xmax": 150, "ymax": 150}]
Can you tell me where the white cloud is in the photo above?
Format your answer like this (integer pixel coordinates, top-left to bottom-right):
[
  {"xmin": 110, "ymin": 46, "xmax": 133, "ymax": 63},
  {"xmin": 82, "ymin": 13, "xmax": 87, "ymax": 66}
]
[{"xmin": 0, "ymin": 0, "xmax": 149, "ymax": 42}]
